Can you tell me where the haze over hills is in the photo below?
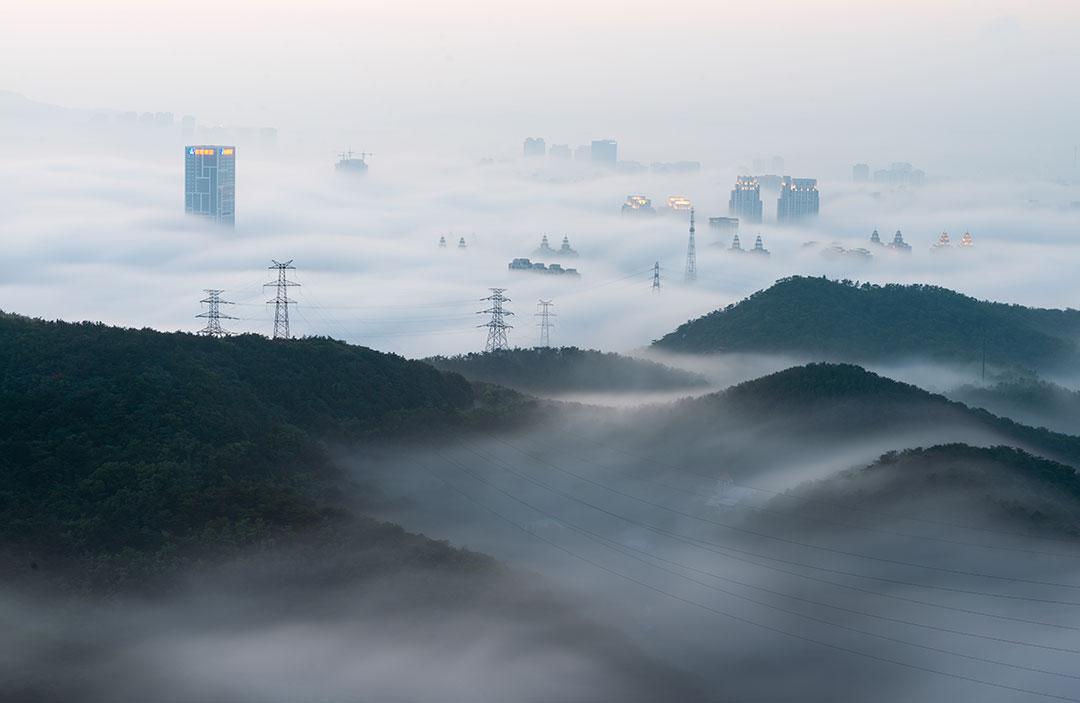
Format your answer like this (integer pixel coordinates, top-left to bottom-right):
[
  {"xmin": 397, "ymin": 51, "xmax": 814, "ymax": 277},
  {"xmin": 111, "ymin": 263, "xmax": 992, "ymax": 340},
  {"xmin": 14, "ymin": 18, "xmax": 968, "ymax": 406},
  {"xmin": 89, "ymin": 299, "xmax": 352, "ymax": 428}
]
[
  {"xmin": 653, "ymin": 277, "xmax": 1080, "ymax": 373},
  {"xmin": 780, "ymin": 444, "xmax": 1080, "ymax": 537},
  {"xmin": 427, "ymin": 347, "xmax": 706, "ymax": 394},
  {"xmin": 949, "ymin": 378, "xmax": 1080, "ymax": 436}
]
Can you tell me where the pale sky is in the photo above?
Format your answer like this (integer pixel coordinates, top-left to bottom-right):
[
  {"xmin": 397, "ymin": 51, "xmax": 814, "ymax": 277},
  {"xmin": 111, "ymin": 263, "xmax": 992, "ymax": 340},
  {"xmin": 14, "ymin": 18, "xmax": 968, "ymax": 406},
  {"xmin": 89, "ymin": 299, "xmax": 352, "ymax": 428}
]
[{"xmin": 3, "ymin": 0, "xmax": 1079, "ymax": 174}]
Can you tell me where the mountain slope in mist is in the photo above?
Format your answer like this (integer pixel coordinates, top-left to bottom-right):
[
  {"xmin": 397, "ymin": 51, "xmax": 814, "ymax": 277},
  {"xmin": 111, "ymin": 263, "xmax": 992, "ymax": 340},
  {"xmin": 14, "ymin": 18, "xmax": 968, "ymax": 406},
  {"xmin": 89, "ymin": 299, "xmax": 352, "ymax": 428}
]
[
  {"xmin": 653, "ymin": 277, "xmax": 1080, "ymax": 372},
  {"xmin": 427, "ymin": 347, "xmax": 705, "ymax": 394},
  {"xmin": 0, "ymin": 311, "xmax": 515, "ymax": 581},
  {"xmin": 780, "ymin": 444, "xmax": 1080, "ymax": 537},
  {"xmin": 950, "ymin": 377, "xmax": 1080, "ymax": 435}
]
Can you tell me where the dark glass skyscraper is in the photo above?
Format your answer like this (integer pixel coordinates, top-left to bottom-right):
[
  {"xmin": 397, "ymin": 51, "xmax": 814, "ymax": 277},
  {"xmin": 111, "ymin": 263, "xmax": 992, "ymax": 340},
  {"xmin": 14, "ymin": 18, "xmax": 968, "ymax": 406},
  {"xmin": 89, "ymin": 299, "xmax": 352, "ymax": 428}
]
[{"xmin": 184, "ymin": 145, "xmax": 235, "ymax": 227}]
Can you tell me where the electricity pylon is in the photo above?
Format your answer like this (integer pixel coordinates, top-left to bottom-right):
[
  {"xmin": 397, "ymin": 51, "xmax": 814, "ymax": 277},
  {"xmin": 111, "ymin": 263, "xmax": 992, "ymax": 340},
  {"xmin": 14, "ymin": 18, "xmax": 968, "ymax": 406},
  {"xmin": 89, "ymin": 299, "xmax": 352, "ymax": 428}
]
[
  {"xmin": 265, "ymin": 260, "xmax": 300, "ymax": 340},
  {"xmin": 196, "ymin": 289, "xmax": 237, "ymax": 337},
  {"xmin": 478, "ymin": 288, "xmax": 513, "ymax": 352},
  {"xmin": 684, "ymin": 207, "xmax": 697, "ymax": 283},
  {"xmin": 536, "ymin": 300, "xmax": 555, "ymax": 347}
]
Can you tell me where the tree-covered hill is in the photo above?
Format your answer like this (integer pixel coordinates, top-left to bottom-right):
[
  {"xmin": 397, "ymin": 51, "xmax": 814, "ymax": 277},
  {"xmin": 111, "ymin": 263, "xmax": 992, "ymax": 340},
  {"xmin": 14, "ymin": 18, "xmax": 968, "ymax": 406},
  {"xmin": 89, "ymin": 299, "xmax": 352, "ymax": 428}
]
[
  {"xmin": 665, "ymin": 363, "xmax": 1080, "ymax": 470},
  {"xmin": 783, "ymin": 444, "xmax": 1080, "ymax": 536},
  {"xmin": 653, "ymin": 276, "xmax": 1080, "ymax": 371},
  {"xmin": 949, "ymin": 377, "xmax": 1080, "ymax": 435},
  {"xmin": 0, "ymin": 312, "xmax": 522, "ymax": 581},
  {"xmin": 426, "ymin": 347, "xmax": 705, "ymax": 393}
]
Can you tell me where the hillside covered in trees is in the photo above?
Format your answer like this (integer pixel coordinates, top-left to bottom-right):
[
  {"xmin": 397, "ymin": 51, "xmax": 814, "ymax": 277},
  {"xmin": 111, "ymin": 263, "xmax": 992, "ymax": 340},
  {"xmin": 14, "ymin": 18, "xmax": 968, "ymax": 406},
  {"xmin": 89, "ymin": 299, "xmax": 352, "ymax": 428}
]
[
  {"xmin": 0, "ymin": 312, "xmax": 530, "ymax": 585},
  {"xmin": 427, "ymin": 347, "xmax": 705, "ymax": 393},
  {"xmin": 653, "ymin": 277, "xmax": 1080, "ymax": 372},
  {"xmin": 783, "ymin": 444, "xmax": 1080, "ymax": 537}
]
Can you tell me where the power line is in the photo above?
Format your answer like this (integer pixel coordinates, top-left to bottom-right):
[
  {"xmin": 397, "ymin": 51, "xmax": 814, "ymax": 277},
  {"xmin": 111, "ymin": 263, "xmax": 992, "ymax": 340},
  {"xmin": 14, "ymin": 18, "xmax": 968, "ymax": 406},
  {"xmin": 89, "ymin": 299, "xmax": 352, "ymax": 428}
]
[
  {"xmin": 432, "ymin": 446, "xmax": 1080, "ymax": 679},
  {"xmin": 684, "ymin": 207, "xmax": 697, "ymax": 283},
  {"xmin": 477, "ymin": 288, "xmax": 513, "ymax": 352},
  {"xmin": 195, "ymin": 289, "xmax": 237, "ymax": 337},
  {"xmin": 420, "ymin": 449, "xmax": 1080, "ymax": 703},
  {"xmin": 264, "ymin": 260, "xmax": 300, "ymax": 340},
  {"xmin": 454, "ymin": 438, "xmax": 1080, "ymax": 631},
  {"xmin": 480, "ymin": 434, "xmax": 1080, "ymax": 594},
  {"xmin": 535, "ymin": 300, "xmax": 555, "ymax": 348}
]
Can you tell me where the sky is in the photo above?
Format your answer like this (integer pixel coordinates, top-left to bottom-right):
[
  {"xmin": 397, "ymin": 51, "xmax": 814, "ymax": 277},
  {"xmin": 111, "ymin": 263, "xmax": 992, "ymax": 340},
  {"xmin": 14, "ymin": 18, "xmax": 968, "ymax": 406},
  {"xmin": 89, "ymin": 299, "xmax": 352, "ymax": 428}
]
[{"xmin": 3, "ymin": 0, "xmax": 1080, "ymax": 175}]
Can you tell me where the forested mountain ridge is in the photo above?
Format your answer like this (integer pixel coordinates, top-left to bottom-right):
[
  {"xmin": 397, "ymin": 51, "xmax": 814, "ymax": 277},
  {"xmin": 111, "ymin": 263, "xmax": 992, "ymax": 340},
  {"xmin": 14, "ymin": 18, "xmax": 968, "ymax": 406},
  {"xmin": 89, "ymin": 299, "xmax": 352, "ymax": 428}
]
[
  {"xmin": 673, "ymin": 363, "xmax": 1080, "ymax": 469},
  {"xmin": 653, "ymin": 277, "xmax": 1080, "ymax": 371},
  {"xmin": 0, "ymin": 312, "xmax": 522, "ymax": 582},
  {"xmin": 427, "ymin": 347, "xmax": 705, "ymax": 393}
]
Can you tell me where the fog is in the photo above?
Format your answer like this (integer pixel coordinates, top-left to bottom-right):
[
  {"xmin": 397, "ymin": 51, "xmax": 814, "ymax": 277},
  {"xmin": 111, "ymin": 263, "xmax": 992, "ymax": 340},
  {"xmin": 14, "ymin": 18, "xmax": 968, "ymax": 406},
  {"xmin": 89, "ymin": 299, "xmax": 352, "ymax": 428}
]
[
  {"xmin": 5, "ymin": 2, "xmax": 1080, "ymax": 700},
  {"xmin": 343, "ymin": 398, "xmax": 1080, "ymax": 702}
]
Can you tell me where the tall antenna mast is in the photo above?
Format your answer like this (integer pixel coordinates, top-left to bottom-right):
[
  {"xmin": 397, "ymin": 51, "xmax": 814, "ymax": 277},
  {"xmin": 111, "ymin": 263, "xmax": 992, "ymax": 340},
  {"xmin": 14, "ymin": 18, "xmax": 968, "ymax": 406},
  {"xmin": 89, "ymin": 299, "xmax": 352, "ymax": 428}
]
[
  {"xmin": 196, "ymin": 289, "xmax": 237, "ymax": 337},
  {"xmin": 477, "ymin": 288, "xmax": 514, "ymax": 352},
  {"xmin": 652, "ymin": 261, "xmax": 661, "ymax": 292},
  {"xmin": 265, "ymin": 260, "xmax": 300, "ymax": 340},
  {"xmin": 536, "ymin": 299, "xmax": 555, "ymax": 348},
  {"xmin": 684, "ymin": 207, "xmax": 697, "ymax": 283}
]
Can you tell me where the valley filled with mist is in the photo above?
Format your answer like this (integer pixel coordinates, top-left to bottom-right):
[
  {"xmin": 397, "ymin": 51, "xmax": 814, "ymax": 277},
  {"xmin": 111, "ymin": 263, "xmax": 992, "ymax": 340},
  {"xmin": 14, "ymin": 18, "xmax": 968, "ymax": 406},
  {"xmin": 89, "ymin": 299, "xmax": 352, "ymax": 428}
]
[{"xmin": 4, "ymin": 2, "xmax": 1080, "ymax": 700}]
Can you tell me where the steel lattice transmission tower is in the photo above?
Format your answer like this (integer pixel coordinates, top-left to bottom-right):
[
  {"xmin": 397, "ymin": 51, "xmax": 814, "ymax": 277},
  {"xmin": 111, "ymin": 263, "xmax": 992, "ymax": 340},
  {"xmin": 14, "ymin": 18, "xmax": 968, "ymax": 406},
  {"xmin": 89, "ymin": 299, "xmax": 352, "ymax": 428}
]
[
  {"xmin": 265, "ymin": 260, "xmax": 300, "ymax": 340},
  {"xmin": 535, "ymin": 299, "xmax": 555, "ymax": 347},
  {"xmin": 684, "ymin": 207, "xmax": 697, "ymax": 283},
  {"xmin": 477, "ymin": 288, "xmax": 514, "ymax": 352},
  {"xmin": 652, "ymin": 261, "xmax": 661, "ymax": 292},
  {"xmin": 196, "ymin": 289, "xmax": 238, "ymax": 337}
]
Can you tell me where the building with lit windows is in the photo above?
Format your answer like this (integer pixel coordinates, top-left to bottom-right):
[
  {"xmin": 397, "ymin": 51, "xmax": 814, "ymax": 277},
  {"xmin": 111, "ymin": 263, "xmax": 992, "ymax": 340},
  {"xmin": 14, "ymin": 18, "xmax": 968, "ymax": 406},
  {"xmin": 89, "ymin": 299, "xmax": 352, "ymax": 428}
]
[
  {"xmin": 184, "ymin": 145, "xmax": 235, "ymax": 227},
  {"xmin": 776, "ymin": 177, "xmax": 819, "ymax": 223},
  {"xmin": 728, "ymin": 176, "xmax": 763, "ymax": 224}
]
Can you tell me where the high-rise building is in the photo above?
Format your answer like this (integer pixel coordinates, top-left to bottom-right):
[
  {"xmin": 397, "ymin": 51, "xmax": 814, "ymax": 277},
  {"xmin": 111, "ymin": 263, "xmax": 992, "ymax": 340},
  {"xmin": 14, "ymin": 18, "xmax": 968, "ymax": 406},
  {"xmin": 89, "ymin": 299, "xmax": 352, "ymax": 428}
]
[
  {"xmin": 776, "ymin": 177, "xmax": 819, "ymax": 223},
  {"xmin": 523, "ymin": 137, "xmax": 546, "ymax": 158},
  {"xmin": 549, "ymin": 144, "xmax": 571, "ymax": 159},
  {"xmin": 591, "ymin": 139, "xmax": 617, "ymax": 166},
  {"xmin": 708, "ymin": 216, "xmax": 739, "ymax": 242},
  {"xmin": 853, "ymin": 163, "xmax": 870, "ymax": 182},
  {"xmin": 729, "ymin": 176, "xmax": 763, "ymax": 224},
  {"xmin": 184, "ymin": 145, "xmax": 236, "ymax": 227}
]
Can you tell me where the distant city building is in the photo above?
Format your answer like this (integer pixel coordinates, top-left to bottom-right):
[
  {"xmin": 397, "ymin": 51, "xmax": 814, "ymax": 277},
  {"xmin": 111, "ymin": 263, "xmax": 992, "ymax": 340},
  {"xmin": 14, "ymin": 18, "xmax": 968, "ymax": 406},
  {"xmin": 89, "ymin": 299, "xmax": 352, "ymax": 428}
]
[
  {"xmin": 458, "ymin": 237, "xmax": 467, "ymax": 249},
  {"xmin": 729, "ymin": 176, "xmax": 763, "ymax": 224},
  {"xmin": 617, "ymin": 161, "xmax": 647, "ymax": 174},
  {"xmin": 335, "ymin": 150, "xmax": 368, "ymax": 175},
  {"xmin": 708, "ymin": 217, "xmax": 740, "ymax": 241},
  {"xmin": 932, "ymin": 231, "xmax": 952, "ymax": 251},
  {"xmin": 771, "ymin": 156, "xmax": 784, "ymax": 173},
  {"xmin": 749, "ymin": 235, "xmax": 770, "ymax": 256},
  {"xmin": 752, "ymin": 156, "xmax": 785, "ymax": 174},
  {"xmin": 874, "ymin": 162, "xmax": 926, "ymax": 186},
  {"xmin": 622, "ymin": 194, "xmax": 656, "ymax": 215},
  {"xmin": 666, "ymin": 195, "xmax": 692, "ymax": 211},
  {"xmin": 508, "ymin": 258, "xmax": 580, "ymax": 277},
  {"xmin": 549, "ymin": 144, "xmax": 571, "ymax": 159},
  {"xmin": 557, "ymin": 236, "xmax": 578, "ymax": 257},
  {"xmin": 870, "ymin": 229, "xmax": 882, "ymax": 245},
  {"xmin": 184, "ymin": 145, "xmax": 236, "ymax": 227},
  {"xmin": 534, "ymin": 235, "xmax": 556, "ymax": 256},
  {"xmin": 960, "ymin": 231, "xmax": 975, "ymax": 248},
  {"xmin": 729, "ymin": 234, "xmax": 743, "ymax": 252},
  {"xmin": 591, "ymin": 139, "xmax": 617, "ymax": 166},
  {"xmin": 755, "ymin": 174, "xmax": 783, "ymax": 192},
  {"xmin": 776, "ymin": 177, "xmax": 819, "ymax": 223},
  {"xmin": 853, "ymin": 163, "xmax": 870, "ymax": 182},
  {"xmin": 523, "ymin": 137, "xmax": 546, "ymax": 158},
  {"xmin": 887, "ymin": 229, "xmax": 912, "ymax": 253},
  {"xmin": 439, "ymin": 236, "xmax": 447, "ymax": 248},
  {"xmin": 574, "ymin": 144, "xmax": 591, "ymax": 161}
]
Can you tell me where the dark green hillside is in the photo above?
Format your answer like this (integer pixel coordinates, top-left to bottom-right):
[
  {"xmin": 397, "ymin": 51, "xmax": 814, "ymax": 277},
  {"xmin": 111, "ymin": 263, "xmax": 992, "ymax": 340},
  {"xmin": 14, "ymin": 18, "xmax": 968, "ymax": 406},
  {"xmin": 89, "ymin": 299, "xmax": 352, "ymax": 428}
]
[
  {"xmin": 678, "ymin": 364, "xmax": 1080, "ymax": 468},
  {"xmin": 0, "ymin": 312, "xmax": 509, "ymax": 579},
  {"xmin": 653, "ymin": 277, "xmax": 1080, "ymax": 370},
  {"xmin": 427, "ymin": 347, "xmax": 705, "ymax": 393},
  {"xmin": 786, "ymin": 445, "xmax": 1080, "ymax": 536},
  {"xmin": 950, "ymin": 378, "xmax": 1080, "ymax": 435}
]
